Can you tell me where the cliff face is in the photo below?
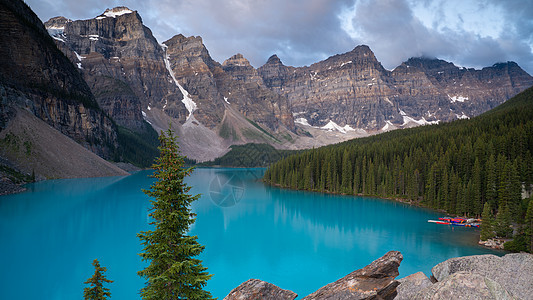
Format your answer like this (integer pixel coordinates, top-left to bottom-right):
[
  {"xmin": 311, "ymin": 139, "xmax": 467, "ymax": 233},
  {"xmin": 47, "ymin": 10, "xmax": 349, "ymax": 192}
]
[
  {"xmin": 259, "ymin": 47, "xmax": 533, "ymax": 131},
  {"xmin": 163, "ymin": 35, "xmax": 295, "ymax": 132},
  {"xmin": 220, "ymin": 54, "xmax": 295, "ymax": 132},
  {"xmin": 42, "ymin": 5, "xmax": 533, "ymax": 160},
  {"xmin": 162, "ymin": 34, "xmax": 225, "ymax": 129},
  {"xmin": 259, "ymin": 46, "xmax": 399, "ymax": 130},
  {"xmin": 45, "ymin": 7, "xmax": 186, "ymax": 131},
  {"xmin": 391, "ymin": 58, "xmax": 533, "ymax": 124},
  {"xmin": 0, "ymin": 0, "xmax": 117, "ymax": 158},
  {"xmin": 45, "ymin": 10, "xmax": 296, "ymax": 161},
  {"xmin": 46, "ymin": 9, "xmax": 296, "ymax": 137}
]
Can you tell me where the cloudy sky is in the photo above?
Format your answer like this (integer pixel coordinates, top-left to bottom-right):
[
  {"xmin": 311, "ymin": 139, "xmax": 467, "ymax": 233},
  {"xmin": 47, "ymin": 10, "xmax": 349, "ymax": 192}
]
[{"xmin": 26, "ymin": 0, "xmax": 533, "ymax": 74}]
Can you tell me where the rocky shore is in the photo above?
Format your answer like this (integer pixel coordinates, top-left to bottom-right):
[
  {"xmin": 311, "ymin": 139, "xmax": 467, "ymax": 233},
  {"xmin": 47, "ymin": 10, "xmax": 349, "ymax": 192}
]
[
  {"xmin": 0, "ymin": 176, "xmax": 26, "ymax": 195},
  {"xmin": 478, "ymin": 238, "xmax": 507, "ymax": 250},
  {"xmin": 224, "ymin": 251, "xmax": 533, "ymax": 300}
]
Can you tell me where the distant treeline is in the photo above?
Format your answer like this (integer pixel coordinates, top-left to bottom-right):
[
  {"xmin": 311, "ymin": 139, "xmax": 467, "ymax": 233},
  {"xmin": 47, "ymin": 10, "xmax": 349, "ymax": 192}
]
[
  {"xmin": 113, "ymin": 122, "xmax": 160, "ymax": 168},
  {"xmin": 200, "ymin": 143, "xmax": 299, "ymax": 167},
  {"xmin": 265, "ymin": 87, "xmax": 533, "ymax": 252}
]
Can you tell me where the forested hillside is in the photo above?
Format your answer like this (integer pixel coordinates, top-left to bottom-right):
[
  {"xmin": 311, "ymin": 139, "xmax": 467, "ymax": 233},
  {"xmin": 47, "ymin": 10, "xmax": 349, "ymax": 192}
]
[
  {"xmin": 200, "ymin": 143, "xmax": 299, "ymax": 167},
  {"xmin": 265, "ymin": 86, "xmax": 533, "ymax": 252}
]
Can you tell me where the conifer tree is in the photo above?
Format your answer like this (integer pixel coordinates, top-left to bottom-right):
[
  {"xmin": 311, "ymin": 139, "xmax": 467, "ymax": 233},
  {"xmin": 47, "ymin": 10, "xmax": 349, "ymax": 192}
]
[
  {"xmin": 83, "ymin": 259, "xmax": 113, "ymax": 300},
  {"xmin": 341, "ymin": 149, "xmax": 352, "ymax": 194},
  {"xmin": 485, "ymin": 154, "xmax": 497, "ymax": 207},
  {"xmin": 495, "ymin": 204, "xmax": 513, "ymax": 238},
  {"xmin": 137, "ymin": 128, "xmax": 212, "ymax": 300},
  {"xmin": 525, "ymin": 199, "xmax": 533, "ymax": 252},
  {"xmin": 480, "ymin": 202, "xmax": 495, "ymax": 241}
]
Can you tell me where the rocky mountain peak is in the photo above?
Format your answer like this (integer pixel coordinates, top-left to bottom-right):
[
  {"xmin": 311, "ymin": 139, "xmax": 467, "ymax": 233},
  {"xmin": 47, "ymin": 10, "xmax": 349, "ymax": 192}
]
[
  {"xmin": 99, "ymin": 6, "xmax": 134, "ymax": 18},
  {"xmin": 403, "ymin": 57, "xmax": 457, "ymax": 72},
  {"xmin": 44, "ymin": 16, "xmax": 71, "ymax": 36},
  {"xmin": 223, "ymin": 53, "xmax": 252, "ymax": 68},
  {"xmin": 164, "ymin": 34, "xmax": 211, "ymax": 64},
  {"xmin": 44, "ymin": 16, "xmax": 71, "ymax": 29},
  {"xmin": 166, "ymin": 34, "xmax": 203, "ymax": 46},
  {"xmin": 349, "ymin": 44, "xmax": 378, "ymax": 59},
  {"xmin": 351, "ymin": 44, "xmax": 372, "ymax": 53},
  {"xmin": 313, "ymin": 44, "xmax": 381, "ymax": 71},
  {"xmin": 489, "ymin": 61, "xmax": 524, "ymax": 73},
  {"xmin": 265, "ymin": 54, "xmax": 283, "ymax": 66}
]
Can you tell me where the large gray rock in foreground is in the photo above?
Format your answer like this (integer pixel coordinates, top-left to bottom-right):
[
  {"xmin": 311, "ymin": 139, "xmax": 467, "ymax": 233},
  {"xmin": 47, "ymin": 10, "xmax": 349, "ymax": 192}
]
[
  {"xmin": 302, "ymin": 250, "xmax": 403, "ymax": 300},
  {"xmin": 431, "ymin": 253, "xmax": 533, "ymax": 300},
  {"xmin": 395, "ymin": 272, "xmax": 432, "ymax": 300},
  {"xmin": 414, "ymin": 271, "xmax": 516, "ymax": 300},
  {"xmin": 223, "ymin": 279, "xmax": 297, "ymax": 300}
]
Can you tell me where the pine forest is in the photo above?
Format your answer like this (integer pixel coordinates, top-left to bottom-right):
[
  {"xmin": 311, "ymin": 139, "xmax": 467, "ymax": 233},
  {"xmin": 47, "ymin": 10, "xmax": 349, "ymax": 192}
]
[{"xmin": 265, "ymin": 87, "xmax": 533, "ymax": 252}]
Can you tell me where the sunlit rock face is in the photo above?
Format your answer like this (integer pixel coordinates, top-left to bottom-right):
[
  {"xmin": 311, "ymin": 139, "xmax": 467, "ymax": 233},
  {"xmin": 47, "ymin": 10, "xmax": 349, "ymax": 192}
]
[
  {"xmin": 259, "ymin": 47, "xmax": 533, "ymax": 132},
  {"xmin": 45, "ymin": 7, "xmax": 187, "ymax": 131}
]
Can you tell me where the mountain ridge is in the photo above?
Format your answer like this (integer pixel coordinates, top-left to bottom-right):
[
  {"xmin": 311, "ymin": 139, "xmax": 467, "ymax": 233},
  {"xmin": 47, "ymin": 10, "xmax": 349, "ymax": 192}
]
[
  {"xmin": 22, "ymin": 4, "xmax": 533, "ymax": 163},
  {"xmin": 45, "ymin": 6, "xmax": 533, "ymax": 140}
]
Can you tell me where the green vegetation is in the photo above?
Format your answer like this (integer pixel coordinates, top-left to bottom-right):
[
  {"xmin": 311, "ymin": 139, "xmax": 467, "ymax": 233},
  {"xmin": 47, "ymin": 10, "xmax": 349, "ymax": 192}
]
[
  {"xmin": 114, "ymin": 122, "xmax": 159, "ymax": 168},
  {"xmin": 265, "ymin": 86, "xmax": 533, "ymax": 252},
  {"xmin": 246, "ymin": 118, "xmax": 281, "ymax": 143},
  {"xmin": 526, "ymin": 199, "xmax": 533, "ymax": 251},
  {"xmin": 480, "ymin": 202, "xmax": 494, "ymax": 241},
  {"xmin": 219, "ymin": 120, "xmax": 239, "ymax": 141},
  {"xmin": 1, "ymin": 132, "xmax": 21, "ymax": 153},
  {"xmin": 0, "ymin": 164, "xmax": 34, "ymax": 184},
  {"xmin": 137, "ymin": 128, "xmax": 212, "ymax": 299},
  {"xmin": 83, "ymin": 259, "xmax": 113, "ymax": 300},
  {"xmin": 201, "ymin": 143, "xmax": 299, "ymax": 167}
]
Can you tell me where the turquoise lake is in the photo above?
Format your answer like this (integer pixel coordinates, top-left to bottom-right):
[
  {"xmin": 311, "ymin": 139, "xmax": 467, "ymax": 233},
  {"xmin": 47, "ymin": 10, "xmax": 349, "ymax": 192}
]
[{"xmin": 0, "ymin": 168, "xmax": 502, "ymax": 299}]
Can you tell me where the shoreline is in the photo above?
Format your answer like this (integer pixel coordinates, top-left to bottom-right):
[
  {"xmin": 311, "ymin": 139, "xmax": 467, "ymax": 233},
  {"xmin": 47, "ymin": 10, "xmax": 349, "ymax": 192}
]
[
  {"xmin": 0, "ymin": 162, "xmax": 145, "ymax": 196},
  {"xmin": 263, "ymin": 179, "xmax": 508, "ymax": 251}
]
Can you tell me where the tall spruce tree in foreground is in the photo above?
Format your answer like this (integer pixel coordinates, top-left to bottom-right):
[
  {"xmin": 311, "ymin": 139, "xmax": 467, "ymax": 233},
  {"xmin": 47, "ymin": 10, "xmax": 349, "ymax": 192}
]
[
  {"xmin": 137, "ymin": 128, "xmax": 212, "ymax": 300},
  {"xmin": 83, "ymin": 259, "xmax": 113, "ymax": 300}
]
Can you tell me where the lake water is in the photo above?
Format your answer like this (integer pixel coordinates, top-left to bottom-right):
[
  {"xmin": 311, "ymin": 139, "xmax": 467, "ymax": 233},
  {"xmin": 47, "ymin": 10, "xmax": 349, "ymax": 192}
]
[{"xmin": 0, "ymin": 168, "xmax": 502, "ymax": 299}]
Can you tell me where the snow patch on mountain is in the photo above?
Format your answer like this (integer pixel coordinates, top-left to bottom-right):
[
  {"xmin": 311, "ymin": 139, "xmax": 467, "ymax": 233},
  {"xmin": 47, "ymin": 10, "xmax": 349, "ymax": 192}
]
[
  {"xmin": 103, "ymin": 8, "xmax": 133, "ymax": 18},
  {"xmin": 161, "ymin": 44, "xmax": 197, "ymax": 120},
  {"xmin": 456, "ymin": 113, "xmax": 469, "ymax": 119},
  {"xmin": 321, "ymin": 120, "xmax": 355, "ymax": 134},
  {"xmin": 294, "ymin": 117, "xmax": 311, "ymax": 127},
  {"xmin": 340, "ymin": 61, "xmax": 352, "ymax": 67},
  {"xmin": 402, "ymin": 115, "xmax": 439, "ymax": 126},
  {"xmin": 448, "ymin": 95, "xmax": 469, "ymax": 103},
  {"xmin": 381, "ymin": 121, "xmax": 396, "ymax": 132},
  {"xmin": 52, "ymin": 36, "xmax": 65, "ymax": 43},
  {"xmin": 73, "ymin": 51, "xmax": 84, "ymax": 69},
  {"xmin": 47, "ymin": 26, "xmax": 64, "ymax": 36}
]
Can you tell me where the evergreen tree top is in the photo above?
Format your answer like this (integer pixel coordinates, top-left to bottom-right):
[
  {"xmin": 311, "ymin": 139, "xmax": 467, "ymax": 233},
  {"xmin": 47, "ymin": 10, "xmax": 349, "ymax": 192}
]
[
  {"xmin": 137, "ymin": 127, "xmax": 213, "ymax": 300},
  {"xmin": 83, "ymin": 259, "xmax": 113, "ymax": 300}
]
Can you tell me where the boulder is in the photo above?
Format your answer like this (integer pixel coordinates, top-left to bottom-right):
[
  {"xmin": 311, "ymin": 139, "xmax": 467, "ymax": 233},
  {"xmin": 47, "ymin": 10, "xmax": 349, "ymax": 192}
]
[
  {"xmin": 302, "ymin": 250, "xmax": 403, "ymax": 300},
  {"xmin": 414, "ymin": 271, "xmax": 515, "ymax": 300},
  {"xmin": 223, "ymin": 279, "xmax": 297, "ymax": 300},
  {"xmin": 395, "ymin": 272, "xmax": 432, "ymax": 300},
  {"xmin": 478, "ymin": 238, "xmax": 506, "ymax": 250},
  {"xmin": 431, "ymin": 253, "xmax": 533, "ymax": 300}
]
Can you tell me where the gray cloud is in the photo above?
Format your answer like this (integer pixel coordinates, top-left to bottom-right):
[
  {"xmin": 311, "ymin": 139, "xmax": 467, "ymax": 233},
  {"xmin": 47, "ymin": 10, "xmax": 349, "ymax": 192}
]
[
  {"xmin": 140, "ymin": 0, "xmax": 355, "ymax": 67},
  {"xmin": 345, "ymin": 0, "xmax": 533, "ymax": 73},
  {"xmin": 24, "ymin": 0, "xmax": 533, "ymax": 74}
]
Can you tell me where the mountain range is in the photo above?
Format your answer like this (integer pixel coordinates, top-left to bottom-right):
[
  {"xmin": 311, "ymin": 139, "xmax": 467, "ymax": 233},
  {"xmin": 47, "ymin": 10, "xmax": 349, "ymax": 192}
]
[{"xmin": 1, "ymin": 1, "xmax": 532, "ymax": 184}]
